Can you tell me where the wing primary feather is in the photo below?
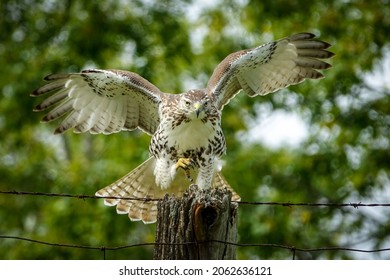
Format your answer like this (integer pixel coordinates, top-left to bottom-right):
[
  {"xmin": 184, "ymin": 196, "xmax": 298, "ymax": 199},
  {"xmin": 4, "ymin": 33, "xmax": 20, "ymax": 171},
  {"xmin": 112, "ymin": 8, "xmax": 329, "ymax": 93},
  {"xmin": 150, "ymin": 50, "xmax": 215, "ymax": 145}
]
[
  {"xmin": 41, "ymin": 98, "xmax": 73, "ymax": 123},
  {"xmin": 31, "ymin": 79, "xmax": 67, "ymax": 96},
  {"xmin": 295, "ymin": 57, "xmax": 332, "ymax": 69},
  {"xmin": 286, "ymin": 32, "xmax": 316, "ymax": 41},
  {"xmin": 33, "ymin": 88, "xmax": 69, "ymax": 111},
  {"xmin": 297, "ymin": 48, "xmax": 335, "ymax": 59},
  {"xmin": 293, "ymin": 40, "xmax": 332, "ymax": 50},
  {"xmin": 44, "ymin": 73, "xmax": 73, "ymax": 81}
]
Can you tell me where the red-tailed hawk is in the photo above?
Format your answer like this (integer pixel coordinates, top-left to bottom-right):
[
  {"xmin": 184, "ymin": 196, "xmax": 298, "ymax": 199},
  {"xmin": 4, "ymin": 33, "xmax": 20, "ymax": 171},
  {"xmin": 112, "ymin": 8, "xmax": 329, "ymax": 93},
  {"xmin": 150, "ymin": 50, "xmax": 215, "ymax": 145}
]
[{"xmin": 32, "ymin": 32, "xmax": 334, "ymax": 223}]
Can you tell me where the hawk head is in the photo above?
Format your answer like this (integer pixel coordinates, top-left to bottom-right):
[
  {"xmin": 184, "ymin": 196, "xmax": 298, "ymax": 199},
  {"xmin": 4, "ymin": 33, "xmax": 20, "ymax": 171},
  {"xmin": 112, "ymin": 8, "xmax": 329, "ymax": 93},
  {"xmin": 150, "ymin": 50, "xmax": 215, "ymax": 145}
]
[{"xmin": 178, "ymin": 90, "xmax": 214, "ymax": 121}]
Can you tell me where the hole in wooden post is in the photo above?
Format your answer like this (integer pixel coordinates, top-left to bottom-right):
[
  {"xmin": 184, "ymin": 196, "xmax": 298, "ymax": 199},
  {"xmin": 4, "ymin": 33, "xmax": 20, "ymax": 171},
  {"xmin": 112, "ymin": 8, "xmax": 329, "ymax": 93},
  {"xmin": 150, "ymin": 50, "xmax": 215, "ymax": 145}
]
[
  {"xmin": 200, "ymin": 206, "xmax": 218, "ymax": 227},
  {"xmin": 195, "ymin": 202, "xmax": 219, "ymax": 230}
]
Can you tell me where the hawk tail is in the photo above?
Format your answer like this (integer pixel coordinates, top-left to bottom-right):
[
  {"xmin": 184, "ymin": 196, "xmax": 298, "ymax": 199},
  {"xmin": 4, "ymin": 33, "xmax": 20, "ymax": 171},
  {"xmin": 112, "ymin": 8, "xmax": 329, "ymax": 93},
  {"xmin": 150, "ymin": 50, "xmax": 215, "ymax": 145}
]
[
  {"xmin": 212, "ymin": 172, "xmax": 241, "ymax": 202},
  {"xmin": 95, "ymin": 157, "xmax": 161, "ymax": 224},
  {"xmin": 95, "ymin": 157, "xmax": 240, "ymax": 224}
]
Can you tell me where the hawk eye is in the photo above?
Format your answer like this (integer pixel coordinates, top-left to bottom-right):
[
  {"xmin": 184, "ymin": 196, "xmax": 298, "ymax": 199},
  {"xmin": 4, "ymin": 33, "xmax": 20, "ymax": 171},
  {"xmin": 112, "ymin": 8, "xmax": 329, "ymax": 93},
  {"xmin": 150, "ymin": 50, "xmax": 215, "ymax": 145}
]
[{"xmin": 184, "ymin": 100, "xmax": 191, "ymax": 106}]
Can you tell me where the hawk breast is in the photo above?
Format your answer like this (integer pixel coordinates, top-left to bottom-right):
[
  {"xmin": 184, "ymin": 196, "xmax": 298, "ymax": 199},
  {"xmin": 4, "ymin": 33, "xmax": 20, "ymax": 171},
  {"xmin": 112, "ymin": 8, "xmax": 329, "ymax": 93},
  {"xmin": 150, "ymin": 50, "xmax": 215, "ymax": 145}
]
[{"xmin": 167, "ymin": 118, "xmax": 216, "ymax": 154}]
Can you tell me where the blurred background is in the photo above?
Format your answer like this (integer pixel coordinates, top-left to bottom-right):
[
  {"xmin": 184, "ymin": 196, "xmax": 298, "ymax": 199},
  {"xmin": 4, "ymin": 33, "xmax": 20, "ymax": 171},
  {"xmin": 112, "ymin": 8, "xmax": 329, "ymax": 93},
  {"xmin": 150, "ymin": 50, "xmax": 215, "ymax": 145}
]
[{"xmin": 1, "ymin": 0, "xmax": 389, "ymax": 259}]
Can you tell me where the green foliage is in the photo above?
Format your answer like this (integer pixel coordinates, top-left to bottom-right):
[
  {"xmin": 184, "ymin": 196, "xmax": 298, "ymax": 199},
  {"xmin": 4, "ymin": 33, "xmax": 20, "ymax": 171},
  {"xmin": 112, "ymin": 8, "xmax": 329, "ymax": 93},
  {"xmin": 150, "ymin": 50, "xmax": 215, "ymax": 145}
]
[{"xmin": 1, "ymin": 0, "xmax": 389, "ymax": 259}]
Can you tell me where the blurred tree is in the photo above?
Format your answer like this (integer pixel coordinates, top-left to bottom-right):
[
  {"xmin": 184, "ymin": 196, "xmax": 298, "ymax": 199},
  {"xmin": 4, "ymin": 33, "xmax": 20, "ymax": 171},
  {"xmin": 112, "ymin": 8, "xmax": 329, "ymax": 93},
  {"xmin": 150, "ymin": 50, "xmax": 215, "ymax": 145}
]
[{"xmin": 0, "ymin": 0, "xmax": 389, "ymax": 259}]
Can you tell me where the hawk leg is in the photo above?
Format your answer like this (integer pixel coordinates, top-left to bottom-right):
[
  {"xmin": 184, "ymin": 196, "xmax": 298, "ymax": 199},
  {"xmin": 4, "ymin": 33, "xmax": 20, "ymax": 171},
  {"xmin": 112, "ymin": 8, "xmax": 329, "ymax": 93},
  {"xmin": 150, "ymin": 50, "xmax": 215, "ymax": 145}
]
[{"xmin": 175, "ymin": 157, "xmax": 194, "ymax": 182}]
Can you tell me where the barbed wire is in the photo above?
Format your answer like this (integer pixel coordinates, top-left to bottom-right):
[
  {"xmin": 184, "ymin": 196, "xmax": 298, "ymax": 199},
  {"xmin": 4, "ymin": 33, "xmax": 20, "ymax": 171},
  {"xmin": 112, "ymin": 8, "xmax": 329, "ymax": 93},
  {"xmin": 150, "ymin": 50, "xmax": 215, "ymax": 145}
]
[
  {"xmin": 1, "ymin": 234, "xmax": 390, "ymax": 260},
  {"xmin": 2, "ymin": 189, "xmax": 390, "ymax": 260},
  {"xmin": 1, "ymin": 190, "xmax": 390, "ymax": 208}
]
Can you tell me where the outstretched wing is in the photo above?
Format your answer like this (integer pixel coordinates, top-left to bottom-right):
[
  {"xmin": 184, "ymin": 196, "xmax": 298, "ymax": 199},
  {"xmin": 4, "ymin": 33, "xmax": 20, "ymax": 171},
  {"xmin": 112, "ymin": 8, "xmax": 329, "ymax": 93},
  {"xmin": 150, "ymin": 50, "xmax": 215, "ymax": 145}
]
[
  {"xmin": 32, "ymin": 69, "xmax": 166, "ymax": 135},
  {"xmin": 206, "ymin": 33, "xmax": 334, "ymax": 109}
]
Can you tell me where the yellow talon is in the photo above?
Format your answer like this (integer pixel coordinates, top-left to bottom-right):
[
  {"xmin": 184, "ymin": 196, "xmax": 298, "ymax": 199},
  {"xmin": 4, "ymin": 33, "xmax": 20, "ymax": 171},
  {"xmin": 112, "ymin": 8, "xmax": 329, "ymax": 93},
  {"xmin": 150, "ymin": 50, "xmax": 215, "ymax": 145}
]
[
  {"xmin": 184, "ymin": 169, "xmax": 193, "ymax": 182},
  {"xmin": 175, "ymin": 157, "xmax": 193, "ymax": 170},
  {"xmin": 176, "ymin": 157, "xmax": 194, "ymax": 182}
]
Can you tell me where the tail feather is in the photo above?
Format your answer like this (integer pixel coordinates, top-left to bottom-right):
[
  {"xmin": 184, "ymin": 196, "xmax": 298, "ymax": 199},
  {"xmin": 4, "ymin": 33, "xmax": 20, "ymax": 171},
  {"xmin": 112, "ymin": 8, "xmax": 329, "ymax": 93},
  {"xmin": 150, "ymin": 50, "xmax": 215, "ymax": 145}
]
[
  {"xmin": 212, "ymin": 172, "xmax": 241, "ymax": 202},
  {"xmin": 140, "ymin": 200, "xmax": 158, "ymax": 224},
  {"xmin": 95, "ymin": 157, "xmax": 240, "ymax": 223},
  {"xmin": 128, "ymin": 202, "xmax": 144, "ymax": 222}
]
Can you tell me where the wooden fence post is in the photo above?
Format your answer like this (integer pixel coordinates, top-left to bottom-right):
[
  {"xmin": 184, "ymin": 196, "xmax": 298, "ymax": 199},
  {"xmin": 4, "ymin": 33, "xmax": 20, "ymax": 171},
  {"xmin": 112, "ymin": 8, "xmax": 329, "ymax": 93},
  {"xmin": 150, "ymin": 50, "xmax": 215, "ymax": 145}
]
[{"xmin": 153, "ymin": 185, "xmax": 238, "ymax": 260}]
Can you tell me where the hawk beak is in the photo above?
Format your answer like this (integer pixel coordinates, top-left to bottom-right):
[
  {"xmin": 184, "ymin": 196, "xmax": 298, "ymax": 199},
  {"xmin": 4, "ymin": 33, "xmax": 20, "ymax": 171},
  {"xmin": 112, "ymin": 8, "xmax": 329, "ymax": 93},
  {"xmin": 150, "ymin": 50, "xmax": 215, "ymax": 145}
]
[{"xmin": 193, "ymin": 102, "xmax": 202, "ymax": 118}]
